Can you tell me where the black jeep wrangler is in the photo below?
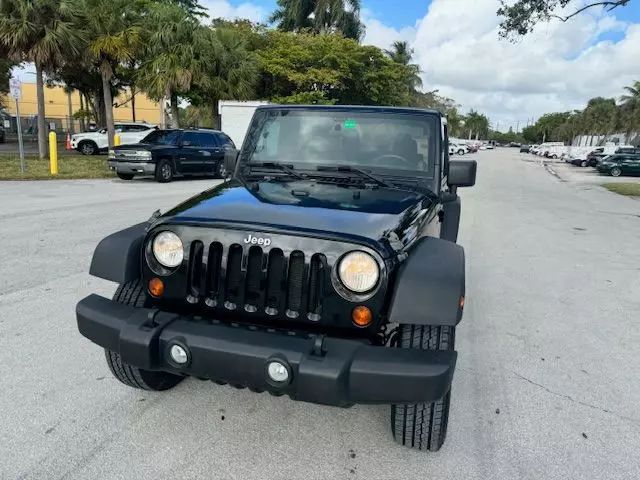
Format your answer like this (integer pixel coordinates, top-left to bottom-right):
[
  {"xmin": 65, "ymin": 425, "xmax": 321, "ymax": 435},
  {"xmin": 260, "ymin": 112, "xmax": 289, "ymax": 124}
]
[{"xmin": 77, "ymin": 105, "xmax": 476, "ymax": 451}]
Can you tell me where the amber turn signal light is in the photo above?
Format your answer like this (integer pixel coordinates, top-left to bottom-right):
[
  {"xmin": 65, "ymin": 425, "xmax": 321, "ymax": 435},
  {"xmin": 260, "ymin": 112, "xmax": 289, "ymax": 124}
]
[
  {"xmin": 352, "ymin": 305, "xmax": 373, "ymax": 327},
  {"xmin": 148, "ymin": 277, "xmax": 164, "ymax": 298}
]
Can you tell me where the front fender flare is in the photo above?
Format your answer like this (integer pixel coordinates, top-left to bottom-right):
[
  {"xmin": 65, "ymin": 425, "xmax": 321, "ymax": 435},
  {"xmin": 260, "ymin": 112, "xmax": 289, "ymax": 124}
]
[
  {"xmin": 89, "ymin": 223, "xmax": 147, "ymax": 284},
  {"xmin": 389, "ymin": 236, "xmax": 465, "ymax": 327}
]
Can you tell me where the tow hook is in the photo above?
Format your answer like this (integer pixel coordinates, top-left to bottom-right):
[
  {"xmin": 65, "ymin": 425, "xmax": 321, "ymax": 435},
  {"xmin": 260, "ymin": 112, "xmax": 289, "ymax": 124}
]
[{"xmin": 311, "ymin": 334, "xmax": 326, "ymax": 357}]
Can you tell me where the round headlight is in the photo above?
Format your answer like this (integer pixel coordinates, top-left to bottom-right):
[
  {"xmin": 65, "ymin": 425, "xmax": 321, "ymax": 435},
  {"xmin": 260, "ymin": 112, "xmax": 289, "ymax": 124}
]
[
  {"xmin": 152, "ymin": 231, "xmax": 183, "ymax": 268},
  {"xmin": 338, "ymin": 251, "xmax": 379, "ymax": 293}
]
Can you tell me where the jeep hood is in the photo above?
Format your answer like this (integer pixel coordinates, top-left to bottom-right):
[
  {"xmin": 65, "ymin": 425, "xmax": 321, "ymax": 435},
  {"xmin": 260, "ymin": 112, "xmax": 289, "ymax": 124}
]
[{"xmin": 160, "ymin": 179, "xmax": 434, "ymax": 254}]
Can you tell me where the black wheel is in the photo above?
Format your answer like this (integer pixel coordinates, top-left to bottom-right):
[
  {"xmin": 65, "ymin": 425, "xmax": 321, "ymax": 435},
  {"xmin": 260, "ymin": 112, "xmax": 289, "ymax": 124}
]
[
  {"xmin": 391, "ymin": 325, "xmax": 454, "ymax": 452},
  {"xmin": 104, "ymin": 280, "xmax": 184, "ymax": 391},
  {"xmin": 79, "ymin": 140, "xmax": 98, "ymax": 155},
  {"xmin": 457, "ymin": 149, "xmax": 465, "ymax": 155},
  {"xmin": 215, "ymin": 161, "xmax": 227, "ymax": 179},
  {"xmin": 155, "ymin": 159, "xmax": 173, "ymax": 183},
  {"xmin": 610, "ymin": 167, "xmax": 622, "ymax": 177},
  {"xmin": 580, "ymin": 160, "xmax": 588, "ymax": 167},
  {"xmin": 117, "ymin": 172, "xmax": 134, "ymax": 180}
]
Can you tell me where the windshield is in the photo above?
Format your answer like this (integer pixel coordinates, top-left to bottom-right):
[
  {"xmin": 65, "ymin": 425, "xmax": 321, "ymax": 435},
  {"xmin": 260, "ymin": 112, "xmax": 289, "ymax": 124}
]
[
  {"xmin": 141, "ymin": 130, "xmax": 180, "ymax": 145},
  {"xmin": 242, "ymin": 109, "xmax": 439, "ymax": 178}
]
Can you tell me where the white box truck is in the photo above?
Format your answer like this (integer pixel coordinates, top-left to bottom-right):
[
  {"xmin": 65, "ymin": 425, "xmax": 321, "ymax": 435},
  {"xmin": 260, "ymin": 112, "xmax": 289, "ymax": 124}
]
[{"xmin": 219, "ymin": 100, "xmax": 270, "ymax": 149}]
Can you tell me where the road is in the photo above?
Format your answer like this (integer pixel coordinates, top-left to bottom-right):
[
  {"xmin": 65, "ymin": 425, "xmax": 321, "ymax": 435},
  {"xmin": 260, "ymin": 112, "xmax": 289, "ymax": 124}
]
[{"xmin": 1, "ymin": 150, "xmax": 639, "ymax": 480}]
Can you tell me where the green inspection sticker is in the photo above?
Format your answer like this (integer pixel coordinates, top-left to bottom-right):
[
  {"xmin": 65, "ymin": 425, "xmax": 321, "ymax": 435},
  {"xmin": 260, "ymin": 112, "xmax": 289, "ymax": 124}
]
[{"xmin": 343, "ymin": 119, "xmax": 357, "ymax": 129}]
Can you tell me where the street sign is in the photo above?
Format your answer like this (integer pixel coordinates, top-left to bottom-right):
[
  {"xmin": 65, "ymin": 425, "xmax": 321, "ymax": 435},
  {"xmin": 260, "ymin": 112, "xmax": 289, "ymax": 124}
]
[{"xmin": 9, "ymin": 77, "xmax": 21, "ymax": 100}]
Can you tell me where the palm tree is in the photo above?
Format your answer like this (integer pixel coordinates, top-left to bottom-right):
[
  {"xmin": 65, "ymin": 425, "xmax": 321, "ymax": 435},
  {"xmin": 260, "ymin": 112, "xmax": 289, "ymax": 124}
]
[
  {"xmin": 196, "ymin": 27, "xmax": 258, "ymax": 129},
  {"xmin": 84, "ymin": 0, "xmax": 141, "ymax": 148},
  {"xmin": 385, "ymin": 40, "xmax": 422, "ymax": 90},
  {"xmin": 0, "ymin": 0, "xmax": 84, "ymax": 158},
  {"xmin": 385, "ymin": 41, "xmax": 412, "ymax": 65},
  {"xmin": 137, "ymin": 3, "xmax": 205, "ymax": 128},
  {"xmin": 620, "ymin": 80, "xmax": 640, "ymax": 139},
  {"xmin": 270, "ymin": 0, "xmax": 364, "ymax": 40}
]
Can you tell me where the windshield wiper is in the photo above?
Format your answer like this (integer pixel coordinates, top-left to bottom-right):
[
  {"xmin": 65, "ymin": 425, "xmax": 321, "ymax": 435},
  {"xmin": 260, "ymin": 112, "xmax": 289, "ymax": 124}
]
[
  {"xmin": 246, "ymin": 162, "xmax": 306, "ymax": 180},
  {"xmin": 315, "ymin": 165, "xmax": 394, "ymax": 189}
]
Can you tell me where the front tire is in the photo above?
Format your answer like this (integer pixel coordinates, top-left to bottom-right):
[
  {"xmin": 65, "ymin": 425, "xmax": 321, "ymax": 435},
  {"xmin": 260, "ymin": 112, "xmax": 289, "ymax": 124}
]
[
  {"xmin": 105, "ymin": 280, "xmax": 184, "ymax": 391},
  {"xmin": 457, "ymin": 149, "xmax": 465, "ymax": 155},
  {"xmin": 155, "ymin": 159, "xmax": 173, "ymax": 183},
  {"xmin": 391, "ymin": 325, "xmax": 454, "ymax": 452},
  {"xmin": 580, "ymin": 160, "xmax": 588, "ymax": 167},
  {"xmin": 610, "ymin": 167, "xmax": 622, "ymax": 177},
  {"xmin": 215, "ymin": 161, "xmax": 227, "ymax": 179},
  {"xmin": 79, "ymin": 140, "xmax": 98, "ymax": 155}
]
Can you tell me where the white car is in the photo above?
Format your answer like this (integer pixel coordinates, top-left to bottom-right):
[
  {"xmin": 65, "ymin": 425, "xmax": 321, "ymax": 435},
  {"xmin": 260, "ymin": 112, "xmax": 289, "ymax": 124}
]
[
  {"xmin": 71, "ymin": 122, "xmax": 158, "ymax": 155},
  {"xmin": 449, "ymin": 143, "xmax": 467, "ymax": 155}
]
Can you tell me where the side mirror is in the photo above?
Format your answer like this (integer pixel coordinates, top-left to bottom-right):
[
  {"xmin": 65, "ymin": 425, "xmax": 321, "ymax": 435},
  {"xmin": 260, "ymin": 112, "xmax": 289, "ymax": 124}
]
[
  {"xmin": 99, "ymin": 128, "xmax": 107, "ymax": 134},
  {"xmin": 224, "ymin": 149, "xmax": 239, "ymax": 177},
  {"xmin": 448, "ymin": 160, "xmax": 477, "ymax": 188}
]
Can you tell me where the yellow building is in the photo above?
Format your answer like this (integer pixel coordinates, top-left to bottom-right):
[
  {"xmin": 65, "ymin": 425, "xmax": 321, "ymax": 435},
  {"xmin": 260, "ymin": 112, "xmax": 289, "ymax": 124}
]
[{"xmin": 1, "ymin": 82, "xmax": 162, "ymax": 133}]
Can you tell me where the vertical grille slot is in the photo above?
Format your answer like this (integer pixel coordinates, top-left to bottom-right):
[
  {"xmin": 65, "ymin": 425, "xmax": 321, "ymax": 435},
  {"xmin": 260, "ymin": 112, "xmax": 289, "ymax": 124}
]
[
  {"xmin": 286, "ymin": 251, "xmax": 305, "ymax": 317},
  {"xmin": 307, "ymin": 254, "xmax": 326, "ymax": 319},
  {"xmin": 205, "ymin": 242, "xmax": 223, "ymax": 306},
  {"xmin": 265, "ymin": 249, "xmax": 284, "ymax": 315},
  {"xmin": 187, "ymin": 241, "xmax": 204, "ymax": 301},
  {"xmin": 225, "ymin": 244, "xmax": 243, "ymax": 309},
  {"xmin": 244, "ymin": 246, "xmax": 263, "ymax": 311}
]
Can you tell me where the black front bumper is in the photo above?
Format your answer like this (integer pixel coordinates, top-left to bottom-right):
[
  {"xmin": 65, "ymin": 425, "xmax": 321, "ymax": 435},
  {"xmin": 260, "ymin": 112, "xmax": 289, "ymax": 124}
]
[{"xmin": 76, "ymin": 295, "xmax": 456, "ymax": 407}]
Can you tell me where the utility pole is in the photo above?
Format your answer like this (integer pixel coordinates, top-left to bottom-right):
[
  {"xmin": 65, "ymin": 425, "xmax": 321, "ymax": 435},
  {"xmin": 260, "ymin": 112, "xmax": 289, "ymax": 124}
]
[{"xmin": 516, "ymin": 120, "xmax": 520, "ymax": 134}]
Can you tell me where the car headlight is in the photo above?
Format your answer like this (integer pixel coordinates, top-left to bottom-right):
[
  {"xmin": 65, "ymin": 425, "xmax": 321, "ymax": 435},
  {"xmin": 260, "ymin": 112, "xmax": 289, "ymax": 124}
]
[
  {"xmin": 136, "ymin": 150, "xmax": 152, "ymax": 159},
  {"xmin": 338, "ymin": 251, "xmax": 379, "ymax": 293},
  {"xmin": 152, "ymin": 231, "xmax": 183, "ymax": 268}
]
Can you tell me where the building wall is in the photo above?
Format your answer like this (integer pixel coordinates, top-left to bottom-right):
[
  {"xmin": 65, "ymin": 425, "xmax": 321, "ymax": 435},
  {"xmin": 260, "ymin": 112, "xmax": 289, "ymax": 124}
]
[{"xmin": 1, "ymin": 83, "xmax": 161, "ymax": 130}]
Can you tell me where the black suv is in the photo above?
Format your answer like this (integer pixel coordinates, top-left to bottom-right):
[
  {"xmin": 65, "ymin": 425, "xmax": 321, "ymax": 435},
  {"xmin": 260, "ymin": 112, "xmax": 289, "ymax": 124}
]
[
  {"xmin": 77, "ymin": 105, "xmax": 477, "ymax": 452},
  {"xmin": 108, "ymin": 128, "xmax": 235, "ymax": 182}
]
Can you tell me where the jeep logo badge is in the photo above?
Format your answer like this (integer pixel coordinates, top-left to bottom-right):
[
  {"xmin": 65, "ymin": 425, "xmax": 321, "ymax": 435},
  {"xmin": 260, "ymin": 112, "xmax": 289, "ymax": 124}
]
[{"xmin": 243, "ymin": 234, "xmax": 271, "ymax": 247}]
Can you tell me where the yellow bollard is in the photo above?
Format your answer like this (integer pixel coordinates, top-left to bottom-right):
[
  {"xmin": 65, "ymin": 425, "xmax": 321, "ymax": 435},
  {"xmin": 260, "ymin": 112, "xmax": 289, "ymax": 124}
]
[
  {"xmin": 114, "ymin": 133, "xmax": 121, "ymax": 146},
  {"xmin": 49, "ymin": 131, "xmax": 58, "ymax": 175}
]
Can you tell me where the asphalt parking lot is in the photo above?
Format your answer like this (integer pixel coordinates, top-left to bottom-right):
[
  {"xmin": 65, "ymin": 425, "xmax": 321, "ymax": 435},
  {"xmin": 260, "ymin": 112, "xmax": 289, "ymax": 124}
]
[{"xmin": 1, "ymin": 149, "xmax": 640, "ymax": 480}]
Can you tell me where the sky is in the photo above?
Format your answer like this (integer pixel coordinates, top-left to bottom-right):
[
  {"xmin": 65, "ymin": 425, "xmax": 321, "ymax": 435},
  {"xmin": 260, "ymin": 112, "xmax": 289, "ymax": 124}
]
[
  {"xmin": 12, "ymin": 0, "xmax": 640, "ymax": 131},
  {"xmin": 200, "ymin": 0, "xmax": 640, "ymax": 132}
]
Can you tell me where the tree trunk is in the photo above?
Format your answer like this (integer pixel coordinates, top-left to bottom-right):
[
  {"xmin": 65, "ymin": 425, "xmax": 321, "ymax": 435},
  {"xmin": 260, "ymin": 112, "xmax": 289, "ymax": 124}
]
[
  {"xmin": 131, "ymin": 85, "xmax": 136, "ymax": 122},
  {"xmin": 35, "ymin": 63, "xmax": 47, "ymax": 159},
  {"xmin": 170, "ymin": 93, "xmax": 180, "ymax": 128},
  {"xmin": 212, "ymin": 99, "xmax": 220, "ymax": 129},
  {"xmin": 67, "ymin": 90, "xmax": 74, "ymax": 135},
  {"xmin": 100, "ymin": 60, "xmax": 115, "ymax": 148},
  {"xmin": 95, "ymin": 93, "xmax": 106, "ymax": 127},
  {"xmin": 79, "ymin": 93, "xmax": 86, "ymax": 132}
]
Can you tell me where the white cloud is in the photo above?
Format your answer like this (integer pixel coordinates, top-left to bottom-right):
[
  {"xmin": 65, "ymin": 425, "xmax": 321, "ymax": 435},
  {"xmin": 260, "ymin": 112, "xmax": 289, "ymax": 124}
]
[
  {"xmin": 366, "ymin": 0, "xmax": 640, "ymax": 131},
  {"xmin": 200, "ymin": 0, "xmax": 267, "ymax": 23},
  {"xmin": 361, "ymin": 8, "xmax": 418, "ymax": 50}
]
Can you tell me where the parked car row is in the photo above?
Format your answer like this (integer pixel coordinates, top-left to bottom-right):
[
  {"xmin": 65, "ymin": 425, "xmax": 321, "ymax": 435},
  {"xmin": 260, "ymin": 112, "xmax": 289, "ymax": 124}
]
[
  {"xmin": 566, "ymin": 148, "xmax": 640, "ymax": 176},
  {"xmin": 448, "ymin": 141, "xmax": 494, "ymax": 155}
]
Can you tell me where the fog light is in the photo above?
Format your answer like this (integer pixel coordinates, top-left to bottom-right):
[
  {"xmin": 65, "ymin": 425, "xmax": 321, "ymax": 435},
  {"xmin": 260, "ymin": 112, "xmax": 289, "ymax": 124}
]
[
  {"xmin": 169, "ymin": 344, "xmax": 189, "ymax": 365},
  {"xmin": 148, "ymin": 277, "xmax": 164, "ymax": 298},
  {"xmin": 266, "ymin": 360, "xmax": 290, "ymax": 383},
  {"xmin": 352, "ymin": 305, "xmax": 372, "ymax": 327}
]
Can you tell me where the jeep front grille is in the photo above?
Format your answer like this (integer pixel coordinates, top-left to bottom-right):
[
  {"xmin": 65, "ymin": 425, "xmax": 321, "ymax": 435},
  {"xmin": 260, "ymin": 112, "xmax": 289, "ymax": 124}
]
[{"xmin": 185, "ymin": 241, "xmax": 327, "ymax": 321}]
